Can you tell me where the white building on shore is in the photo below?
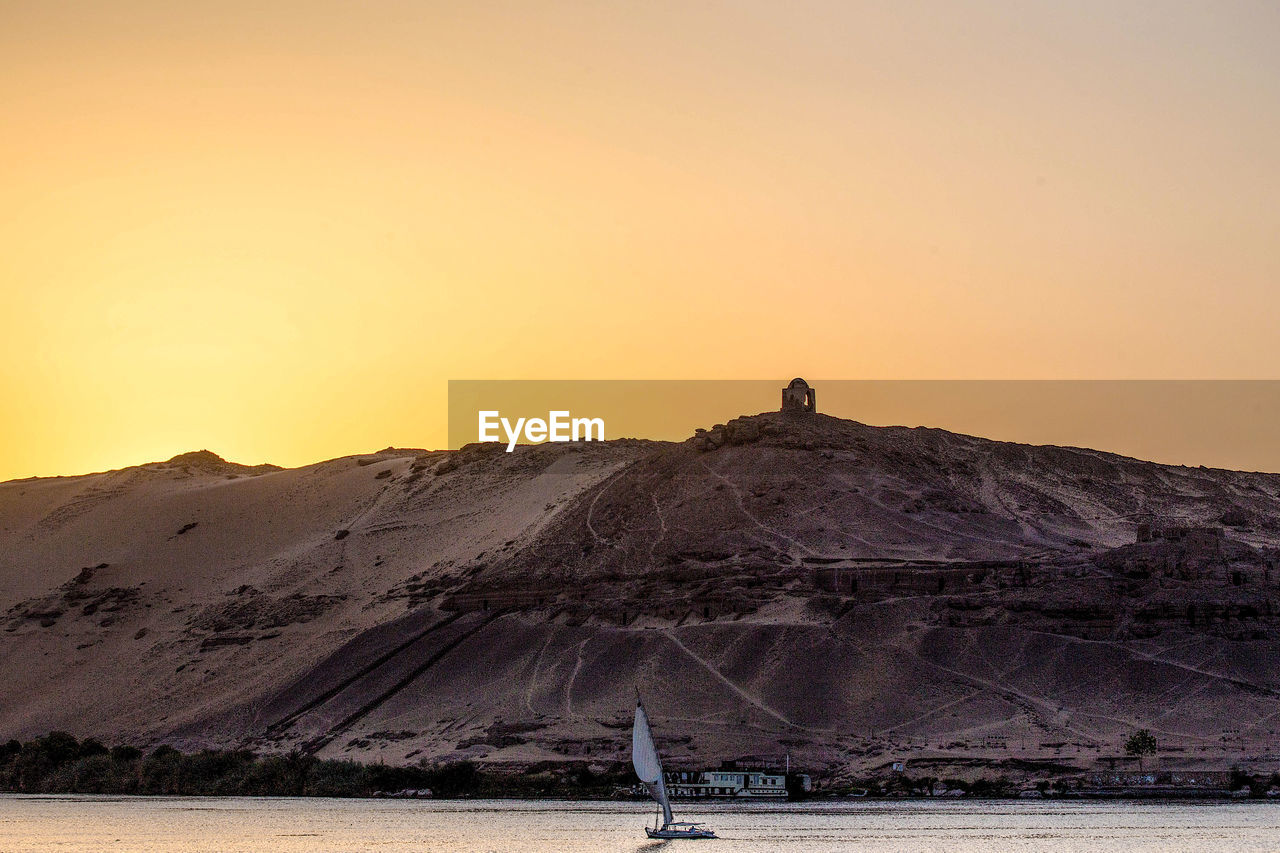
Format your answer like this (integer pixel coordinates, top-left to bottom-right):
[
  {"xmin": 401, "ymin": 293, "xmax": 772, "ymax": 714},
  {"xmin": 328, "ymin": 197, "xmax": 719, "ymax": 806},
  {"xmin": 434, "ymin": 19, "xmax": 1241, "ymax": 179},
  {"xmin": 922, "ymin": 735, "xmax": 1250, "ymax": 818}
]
[{"xmin": 664, "ymin": 768, "xmax": 789, "ymax": 799}]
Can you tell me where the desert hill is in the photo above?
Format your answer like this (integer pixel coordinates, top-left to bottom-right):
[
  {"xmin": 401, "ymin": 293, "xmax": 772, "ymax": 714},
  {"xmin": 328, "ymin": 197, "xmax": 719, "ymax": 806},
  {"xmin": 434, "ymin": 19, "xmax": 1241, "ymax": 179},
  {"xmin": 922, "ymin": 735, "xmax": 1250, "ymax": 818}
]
[{"xmin": 3, "ymin": 413, "xmax": 1280, "ymax": 781}]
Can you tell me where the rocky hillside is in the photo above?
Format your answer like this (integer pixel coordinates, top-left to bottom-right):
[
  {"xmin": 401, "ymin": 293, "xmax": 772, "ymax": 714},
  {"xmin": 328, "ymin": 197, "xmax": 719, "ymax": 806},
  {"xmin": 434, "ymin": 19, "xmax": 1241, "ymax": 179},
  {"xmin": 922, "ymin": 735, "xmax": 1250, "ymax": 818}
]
[{"xmin": 3, "ymin": 414, "xmax": 1280, "ymax": 781}]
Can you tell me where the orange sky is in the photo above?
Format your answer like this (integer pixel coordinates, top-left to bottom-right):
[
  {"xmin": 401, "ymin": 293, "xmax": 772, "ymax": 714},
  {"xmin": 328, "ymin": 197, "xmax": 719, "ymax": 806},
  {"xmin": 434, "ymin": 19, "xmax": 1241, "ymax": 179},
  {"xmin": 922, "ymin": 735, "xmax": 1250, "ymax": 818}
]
[{"xmin": 2, "ymin": 2, "xmax": 1279, "ymax": 480}]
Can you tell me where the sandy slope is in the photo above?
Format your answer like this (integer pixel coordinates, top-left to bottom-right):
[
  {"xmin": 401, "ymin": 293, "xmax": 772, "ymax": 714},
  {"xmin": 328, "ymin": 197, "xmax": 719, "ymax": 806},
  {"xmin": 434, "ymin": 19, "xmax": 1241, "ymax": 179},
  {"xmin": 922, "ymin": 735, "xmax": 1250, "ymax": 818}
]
[
  {"xmin": 3, "ymin": 414, "xmax": 1280, "ymax": 780},
  {"xmin": 0, "ymin": 444, "xmax": 640, "ymax": 749}
]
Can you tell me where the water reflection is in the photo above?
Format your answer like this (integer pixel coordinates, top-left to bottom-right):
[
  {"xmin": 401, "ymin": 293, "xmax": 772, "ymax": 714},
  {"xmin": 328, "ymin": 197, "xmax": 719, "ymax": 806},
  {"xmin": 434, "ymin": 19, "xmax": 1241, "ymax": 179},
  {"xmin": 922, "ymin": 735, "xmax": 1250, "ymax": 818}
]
[{"xmin": 0, "ymin": 796, "xmax": 1277, "ymax": 853}]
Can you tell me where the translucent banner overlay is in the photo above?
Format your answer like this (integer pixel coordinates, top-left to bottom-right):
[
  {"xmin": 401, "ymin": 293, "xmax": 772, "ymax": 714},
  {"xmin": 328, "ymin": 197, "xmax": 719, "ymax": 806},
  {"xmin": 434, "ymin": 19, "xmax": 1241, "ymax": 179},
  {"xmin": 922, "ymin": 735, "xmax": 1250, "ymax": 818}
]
[{"xmin": 448, "ymin": 380, "xmax": 1280, "ymax": 473}]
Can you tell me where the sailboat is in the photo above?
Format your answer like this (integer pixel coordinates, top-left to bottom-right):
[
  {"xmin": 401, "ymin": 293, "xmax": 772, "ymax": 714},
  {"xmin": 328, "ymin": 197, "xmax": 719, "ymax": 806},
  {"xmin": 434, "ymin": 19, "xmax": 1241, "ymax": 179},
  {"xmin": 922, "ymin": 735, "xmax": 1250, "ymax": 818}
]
[{"xmin": 632, "ymin": 697, "xmax": 717, "ymax": 840}]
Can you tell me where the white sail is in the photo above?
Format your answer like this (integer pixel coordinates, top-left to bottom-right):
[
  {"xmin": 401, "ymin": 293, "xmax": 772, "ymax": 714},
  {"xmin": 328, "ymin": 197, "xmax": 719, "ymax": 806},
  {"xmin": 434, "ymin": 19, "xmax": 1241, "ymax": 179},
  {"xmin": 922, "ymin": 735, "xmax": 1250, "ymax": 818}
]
[
  {"xmin": 632, "ymin": 701, "xmax": 674, "ymax": 827},
  {"xmin": 631, "ymin": 702, "xmax": 662, "ymax": 783}
]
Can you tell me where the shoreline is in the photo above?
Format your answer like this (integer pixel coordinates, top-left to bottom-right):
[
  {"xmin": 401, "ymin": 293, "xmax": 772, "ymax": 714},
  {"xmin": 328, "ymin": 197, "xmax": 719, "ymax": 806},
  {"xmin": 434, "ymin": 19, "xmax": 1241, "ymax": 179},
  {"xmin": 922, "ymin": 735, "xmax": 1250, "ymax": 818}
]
[{"xmin": 3, "ymin": 790, "xmax": 1275, "ymax": 803}]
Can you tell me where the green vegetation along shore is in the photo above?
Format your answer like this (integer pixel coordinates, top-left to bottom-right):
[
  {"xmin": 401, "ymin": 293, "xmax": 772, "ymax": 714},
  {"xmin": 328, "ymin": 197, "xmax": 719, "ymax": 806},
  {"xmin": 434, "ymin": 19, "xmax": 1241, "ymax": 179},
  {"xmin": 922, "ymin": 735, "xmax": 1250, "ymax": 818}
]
[
  {"xmin": 0, "ymin": 732, "xmax": 631, "ymax": 798},
  {"xmin": 5, "ymin": 733, "xmax": 1279, "ymax": 800}
]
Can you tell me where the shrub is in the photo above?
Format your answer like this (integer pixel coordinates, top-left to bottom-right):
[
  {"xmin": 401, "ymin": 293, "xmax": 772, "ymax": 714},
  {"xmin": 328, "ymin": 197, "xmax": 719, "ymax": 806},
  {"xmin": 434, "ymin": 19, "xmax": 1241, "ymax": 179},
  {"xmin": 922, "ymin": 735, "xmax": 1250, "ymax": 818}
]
[{"xmin": 79, "ymin": 738, "xmax": 109, "ymax": 759}]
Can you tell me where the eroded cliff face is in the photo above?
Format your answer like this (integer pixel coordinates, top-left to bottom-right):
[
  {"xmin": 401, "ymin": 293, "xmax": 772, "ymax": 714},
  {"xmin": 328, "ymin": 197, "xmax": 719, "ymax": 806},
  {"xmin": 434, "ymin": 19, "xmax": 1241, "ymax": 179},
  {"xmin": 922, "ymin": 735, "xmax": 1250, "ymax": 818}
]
[
  {"xmin": 3, "ymin": 415, "xmax": 1280, "ymax": 779},
  {"xmin": 449, "ymin": 412, "xmax": 1280, "ymax": 636}
]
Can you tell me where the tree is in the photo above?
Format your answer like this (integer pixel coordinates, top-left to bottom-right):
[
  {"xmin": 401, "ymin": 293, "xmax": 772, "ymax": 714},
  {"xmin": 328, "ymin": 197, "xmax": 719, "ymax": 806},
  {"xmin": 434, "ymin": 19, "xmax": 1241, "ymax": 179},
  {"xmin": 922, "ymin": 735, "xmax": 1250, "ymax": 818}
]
[
  {"xmin": 38, "ymin": 732, "xmax": 82, "ymax": 767},
  {"xmin": 1125, "ymin": 729, "xmax": 1158, "ymax": 771},
  {"xmin": 78, "ymin": 738, "xmax": 108, "ymax": 759}
]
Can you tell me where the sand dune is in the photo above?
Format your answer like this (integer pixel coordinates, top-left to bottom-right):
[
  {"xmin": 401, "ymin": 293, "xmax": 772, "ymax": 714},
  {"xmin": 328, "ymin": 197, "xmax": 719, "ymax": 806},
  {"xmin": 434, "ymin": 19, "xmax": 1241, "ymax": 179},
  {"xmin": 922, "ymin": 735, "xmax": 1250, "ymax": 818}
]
[{"xmin": 3, "ymin": 414, "xmax": 1280, "ymax": 780}]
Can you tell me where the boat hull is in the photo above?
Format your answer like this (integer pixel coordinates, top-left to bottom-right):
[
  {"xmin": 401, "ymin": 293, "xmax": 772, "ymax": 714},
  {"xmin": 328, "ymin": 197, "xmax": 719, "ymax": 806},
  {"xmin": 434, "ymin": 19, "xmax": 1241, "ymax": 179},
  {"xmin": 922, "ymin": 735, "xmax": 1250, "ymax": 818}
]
[{"xmin": 646, "ymin": 825, "xmax": 717, "ymax": 839}]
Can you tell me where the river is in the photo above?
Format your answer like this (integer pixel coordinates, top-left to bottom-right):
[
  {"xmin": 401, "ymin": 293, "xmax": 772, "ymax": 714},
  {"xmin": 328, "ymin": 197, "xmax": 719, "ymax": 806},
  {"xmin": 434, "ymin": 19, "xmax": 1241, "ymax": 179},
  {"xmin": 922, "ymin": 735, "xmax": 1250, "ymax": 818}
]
[{"xmin": 2, "ymin": 795, "xmax": 1278, "ymax": 852}]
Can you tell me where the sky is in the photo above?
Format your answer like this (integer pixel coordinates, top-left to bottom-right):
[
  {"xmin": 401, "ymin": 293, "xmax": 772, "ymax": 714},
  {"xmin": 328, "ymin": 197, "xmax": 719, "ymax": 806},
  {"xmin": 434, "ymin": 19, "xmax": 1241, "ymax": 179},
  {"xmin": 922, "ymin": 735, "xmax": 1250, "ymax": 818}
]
[{"xmin": 2, "ymin": 1, "xmax": 1279, "ymax": 479}]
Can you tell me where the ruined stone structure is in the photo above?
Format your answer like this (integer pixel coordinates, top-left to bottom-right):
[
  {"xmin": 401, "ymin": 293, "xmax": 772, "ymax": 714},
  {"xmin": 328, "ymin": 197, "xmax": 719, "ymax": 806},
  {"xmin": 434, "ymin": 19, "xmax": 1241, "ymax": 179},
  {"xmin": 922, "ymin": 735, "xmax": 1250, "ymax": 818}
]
[
  {"xmin": 781, "ymin": 377, "xmax": 816, "ymax": 413},
  {"xmin": 1136, "ymin": 523, "xmax": 1224, "ymax": 545}
]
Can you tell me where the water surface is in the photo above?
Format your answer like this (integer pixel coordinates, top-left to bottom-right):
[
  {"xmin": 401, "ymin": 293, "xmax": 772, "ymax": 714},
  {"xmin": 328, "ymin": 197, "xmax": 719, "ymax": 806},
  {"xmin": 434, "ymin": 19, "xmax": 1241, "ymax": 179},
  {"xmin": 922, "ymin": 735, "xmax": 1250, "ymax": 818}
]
[{"xmin": 2, "ymin": 795, "xmax": 1278, "ymax": 852}]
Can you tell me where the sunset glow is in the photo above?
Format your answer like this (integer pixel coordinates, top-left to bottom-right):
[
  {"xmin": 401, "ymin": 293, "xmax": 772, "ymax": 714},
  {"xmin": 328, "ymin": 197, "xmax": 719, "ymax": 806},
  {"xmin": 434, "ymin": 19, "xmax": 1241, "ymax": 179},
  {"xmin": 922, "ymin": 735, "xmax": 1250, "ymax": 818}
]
[{"xmin": 3, "ymin": 2, "xmax": 1279, "ymax": 479}]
